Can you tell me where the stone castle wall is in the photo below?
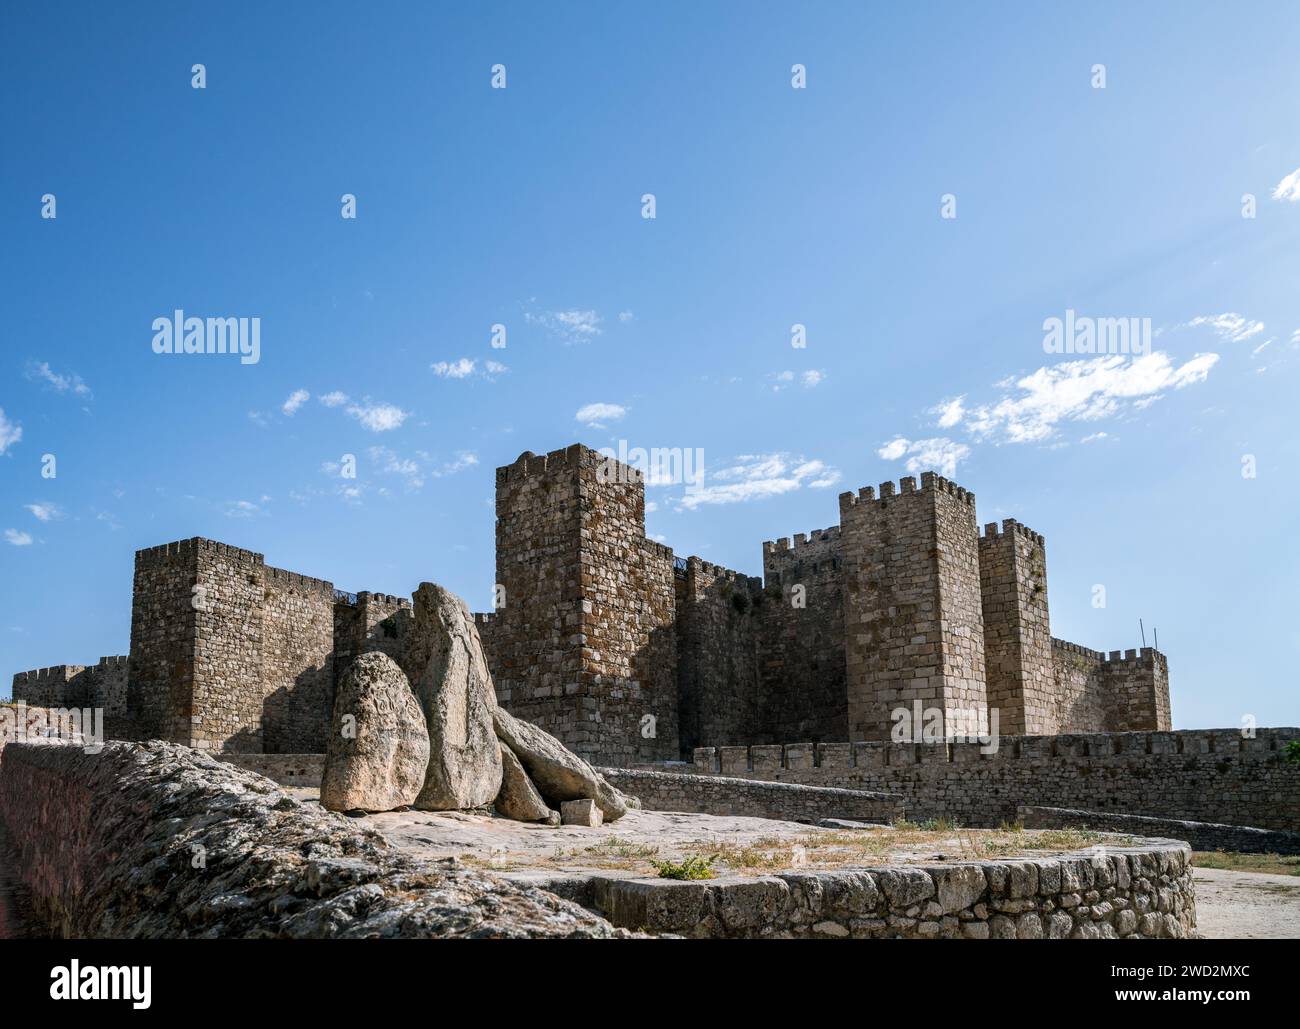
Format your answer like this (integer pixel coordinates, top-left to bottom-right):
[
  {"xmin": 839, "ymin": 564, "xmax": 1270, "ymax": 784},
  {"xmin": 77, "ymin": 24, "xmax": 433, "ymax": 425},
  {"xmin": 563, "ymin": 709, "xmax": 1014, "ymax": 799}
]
[
  {"xmin": 690, "ymin": 727, "xmax": 1300, "ymax": 832},
  {"xmin": 10, "ymin": 444, "xmax": 1175, "ymax": 764},
  {"xmin": 674, "ymin": 558, "xmax": 764, "ymax": 751},
  {"xmin": 260, "ymin": 565, "xmax": 336, "ymax": 753},
  {"xmin": 10, "ymin": 657, "xmax": 129, "ymax": 730},
  {"xmin": 1049, "ymin": 641, "xmax": 1169, "ymax": 733},
  {"xmin": 759, "ymin": 528, "xmax": 848, "ymax": 742}
]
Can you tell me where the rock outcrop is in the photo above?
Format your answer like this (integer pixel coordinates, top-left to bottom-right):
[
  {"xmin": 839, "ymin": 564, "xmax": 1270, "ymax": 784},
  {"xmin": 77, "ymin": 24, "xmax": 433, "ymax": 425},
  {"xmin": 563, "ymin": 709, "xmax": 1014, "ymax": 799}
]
[
  {"xmin": 320, "ymin": 652, "xmax": 429, "ymax": 813},
  {"xmin": 0, "ymin": 740, "xmax": 631, "ymax": 939},
  {"xmin": 408, "ymin": 584, "xmax": 503, "ymax": 811},
  {"xmin": 494, "ymin": 744, "xmax": 558, "ymax": 824},
  {"xmin": 493, "ymin": 707, "xmax": 631, "ymax": 821}
]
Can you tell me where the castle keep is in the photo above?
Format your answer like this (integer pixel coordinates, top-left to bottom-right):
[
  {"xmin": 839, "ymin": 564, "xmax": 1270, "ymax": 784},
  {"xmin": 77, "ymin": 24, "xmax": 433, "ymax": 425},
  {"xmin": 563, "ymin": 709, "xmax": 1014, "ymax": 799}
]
[{"xmin": 11, "ymin": 443, "xmax": 1170, "ymax": 764}]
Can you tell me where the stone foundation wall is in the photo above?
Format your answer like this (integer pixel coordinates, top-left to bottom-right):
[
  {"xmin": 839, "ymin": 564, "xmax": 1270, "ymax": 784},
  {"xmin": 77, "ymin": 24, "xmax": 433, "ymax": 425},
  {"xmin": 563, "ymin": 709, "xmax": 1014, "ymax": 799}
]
[
  {"xmin": 690, "ymin": 727, "xmax": 1300, "ymax": 832},
  {"xmin": 599, "ymin": 766, "xmax": 903, "ymax": 824},
  {"xmin": 587, "ymin": 837, "xmax": 1196, "ymax": 938},
  {"xmin": 1018, "ymin": 805, "xmax": 1300, "ymax": 855}
]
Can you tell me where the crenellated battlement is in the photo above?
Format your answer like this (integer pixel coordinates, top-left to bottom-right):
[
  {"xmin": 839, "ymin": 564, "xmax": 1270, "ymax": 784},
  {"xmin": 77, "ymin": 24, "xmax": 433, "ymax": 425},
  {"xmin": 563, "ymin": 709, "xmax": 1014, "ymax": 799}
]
[
  {"xmin": 761, "ymin": 525, "xmax": 841, "ymax": 559},
  {"xmin": 495, "ymin": 443, "xmax": 601, "ymax": 485},
  {"xmin": 265, "ymin": 564, "xmax": 334, "ymax": 594},
  {"xmin": 136, "ymin": 537, "xmax": 267, "ymax": 569},
  {"xmin": 12, "ymin": 664, "xmax": 84, "ymax": 685},
  {"xmin": 681, "ymin": 555, "xmax": 762, "ymax": 591},
  {"xmin": 694, "ymin": 726, "xmax": 1298, "ymax": 774},
  {"xmin": 1050, "ymin": 638, "xmax": 1165, "ymax": 667},
  {"xmin": 838, "ymin": 470, "xmax": 976, "ymax": 514},
  {"xmin": 979, "ymin": 518, "xmax": 1045, "ymax": 547},
  {"xmin": 355, "ymin": 590, "xmax": 409, "ymax": 608}
]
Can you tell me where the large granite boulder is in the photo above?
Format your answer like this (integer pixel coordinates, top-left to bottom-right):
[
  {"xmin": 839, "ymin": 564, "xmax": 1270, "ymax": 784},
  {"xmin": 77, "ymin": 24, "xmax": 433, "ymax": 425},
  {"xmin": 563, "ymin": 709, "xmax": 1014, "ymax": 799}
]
[
  {"xmin": 321, "ymin": 652, "xmax": 429, "ymax": 813},
  {"xmin": 408, "ymin": 583, "xmax": 503, "ymax": 810},
  {"xmin": 494, "ymin": 744, "xmax": 558, "ymax": 824},
  {"xmin": 493, "ymin": 707, "xmax": 630, "ymax": 821}
]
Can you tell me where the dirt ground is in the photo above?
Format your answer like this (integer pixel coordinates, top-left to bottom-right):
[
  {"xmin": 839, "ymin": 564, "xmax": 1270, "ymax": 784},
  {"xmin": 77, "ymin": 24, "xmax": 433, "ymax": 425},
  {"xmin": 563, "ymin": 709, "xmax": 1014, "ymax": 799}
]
[
  {"xmin": 288, "ymin": 788, "xmax": 1124, "ymax": 879},
  {"xmin": 1192, "ymin": 866, "xmax": 1300, "ymax": 939}
]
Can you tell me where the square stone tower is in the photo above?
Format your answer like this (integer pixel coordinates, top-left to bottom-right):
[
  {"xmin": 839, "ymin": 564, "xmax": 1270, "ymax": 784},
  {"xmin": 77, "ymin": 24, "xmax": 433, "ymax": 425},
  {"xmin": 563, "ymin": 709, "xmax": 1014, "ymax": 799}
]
[
  {"xmin": 978, "ymin": 519, "xmax": 1055, "ymax": 735},
  {"xmin": 489, "ymin": 445, "xmax": 679, "ymax": 764},
  {"xmin": 127, "ymin": 538, "xmax": 335, "ymax": 753},
  {"xmin": 838, "ymin": 472, "xmax": 987, "ymax": 741}
]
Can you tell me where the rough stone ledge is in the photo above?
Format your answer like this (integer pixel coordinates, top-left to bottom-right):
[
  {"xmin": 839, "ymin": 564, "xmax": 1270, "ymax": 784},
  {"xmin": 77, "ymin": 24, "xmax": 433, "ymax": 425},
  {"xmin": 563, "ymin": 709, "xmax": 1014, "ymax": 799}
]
[
  {"xmin": 1019, "ymin": 805, "xmax": 1300, "ymax": 856},
  {"xmin": 583, "ymin": 837, "xmax": 1198, "ymax": 938},
  {"xmin": 0, "ymin": 740, "xmax": 631, "ymax": 939}
]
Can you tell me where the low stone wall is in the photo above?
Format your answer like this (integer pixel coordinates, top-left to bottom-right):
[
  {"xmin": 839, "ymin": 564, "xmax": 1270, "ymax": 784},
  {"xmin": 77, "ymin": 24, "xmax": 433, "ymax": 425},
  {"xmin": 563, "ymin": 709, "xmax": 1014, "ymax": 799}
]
[
  {"xmin": 1019, "ymin": 805, "xmax": 1300, "ymax": 856},
  {"xmin": 217, "ymin": 752, "xmax": 324, "ymax": 787},
  {"xmin": 0, "ymin": 740, "xmax": 628, "ymax": 939},
  {"xmin": 587, "ymin": 837, "xmax": 1197, "ymax": 938},
  {"xmin": 600, "ymin": 766, "xmax": 903, "ymax": 824},
  {"xmin": 689, "ymin": 727, "xmax": 1300, "ymax": 832}
]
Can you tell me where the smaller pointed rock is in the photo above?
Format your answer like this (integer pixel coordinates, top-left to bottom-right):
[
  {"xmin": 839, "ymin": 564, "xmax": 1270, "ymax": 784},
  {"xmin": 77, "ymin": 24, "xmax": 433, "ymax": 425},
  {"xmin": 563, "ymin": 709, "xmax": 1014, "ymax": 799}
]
[{"xmin": 494, "ymin": 744, "xmax": 557, "ymax": 823}]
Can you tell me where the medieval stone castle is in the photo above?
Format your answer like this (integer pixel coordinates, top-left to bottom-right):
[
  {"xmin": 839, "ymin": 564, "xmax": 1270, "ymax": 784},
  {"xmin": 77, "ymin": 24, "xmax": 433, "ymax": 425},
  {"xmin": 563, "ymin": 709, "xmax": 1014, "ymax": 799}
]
[{"xmin": 11, "ymin": 443, "xmax": 1170, "ymax": 766}]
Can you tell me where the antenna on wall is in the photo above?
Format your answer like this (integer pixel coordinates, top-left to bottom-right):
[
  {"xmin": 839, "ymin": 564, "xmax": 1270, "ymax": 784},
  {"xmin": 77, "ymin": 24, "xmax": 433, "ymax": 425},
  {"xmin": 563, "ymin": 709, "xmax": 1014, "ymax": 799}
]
[
  {"xmin": 1153, "ymin": 626, "xmax": 1158, "ymax": 652},
  {"xmin": 1139, "ymin": 618, "xmax": 1147, "ymax": 648}
]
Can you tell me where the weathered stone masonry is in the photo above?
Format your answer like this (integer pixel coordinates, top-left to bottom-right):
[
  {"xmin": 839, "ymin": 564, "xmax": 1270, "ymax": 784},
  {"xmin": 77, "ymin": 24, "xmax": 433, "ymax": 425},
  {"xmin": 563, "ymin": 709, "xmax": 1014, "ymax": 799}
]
[
  {"xmin": 12, "ymin": 443, "xmax": 1173, "ymax": 765},
  {"xmin": 689, "ymin": 727, "xmax": 1300, "ymax": 832}
]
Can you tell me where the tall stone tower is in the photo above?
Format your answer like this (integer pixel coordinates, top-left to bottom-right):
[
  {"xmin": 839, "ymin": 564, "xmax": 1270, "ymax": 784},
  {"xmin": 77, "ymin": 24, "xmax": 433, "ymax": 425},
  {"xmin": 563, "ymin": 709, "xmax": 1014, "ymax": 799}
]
[
  {"xmin": 838, "ymin": 472, "xmax": 987, "ymax": 741},
  {"xmin": 978, "ymin": 519, "xmax": 1055, "ymax": 735},
  {"xmin": 489, "ymin": 446, "xmax": 679, "ymax": 764},
  {"xmin": 127, "ymin": 538, "xmax": 335, "ymax": 753}
]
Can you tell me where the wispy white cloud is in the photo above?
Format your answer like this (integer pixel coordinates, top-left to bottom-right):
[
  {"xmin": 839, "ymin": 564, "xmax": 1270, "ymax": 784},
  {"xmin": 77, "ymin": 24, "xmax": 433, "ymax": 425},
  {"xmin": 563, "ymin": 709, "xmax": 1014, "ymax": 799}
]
[
  {"xmin": 282, "ymin": 389, "xmax": 310, "ymax": 415},
  {"xmin": 367, "ymin": 447, "xmax": 479, "ymax": 490},
  {"xmin": 345, "ymin": 399, "xmax": 409, "ymax": 432},
  {"xmin": 25, "ymin": 361, "xmax": 91, "ymax": 398},
  {"xmin": 319, "ymin": 391, "xmax": 349, "ymax": 408},
  {"xmin": 675, "ymin": 453, "xmax": 840, "ymax": 511},
  {"xmin": 24, "ymin": 502, "xmax": 62, "ymax": 522},
  {"xmin": 527, "ymin": 308, "xmax": 603, "ymax": 343},
  {"xmin": 575, "ymin": 402, "xmax": 626, "ymax": 428},
  {"xmin": 960, "ymin": 352, "xmax": 1218, "ymax": 444},
  {"xmin": 931, "ymin": 396, "xmax": 966, "ymax": 429},
  {"xmin": 4, "ymin": 529, "xmax": 34, "ymax": 546},
  {"xmin": 877, "ymin": 437, "xmax": 970, "ymax": 477},
  {"xmin": 431, "ymin": 358, "xmax": 477, "ymax": 379},
  {"xmin": 769, "ymin": 369, "xmax": 825, "ymax": 391},
  {"xmin": 1272, "ymin": 167, "xmax": 1300, "ymax": 202},
  {"xmin": 224, "ymin": 499, "xmax": 265, "ymax": 519},
  {"xmin": 1184, "ymin": 313, "xmax": 1265, "ymax": 343},
  {"xmin": 431, "ymin": 358, "xmax": 509, "ymax": 381},
  {"xmin": 0, "ymin": 409, "xmax": 21, "ymax": 455}
]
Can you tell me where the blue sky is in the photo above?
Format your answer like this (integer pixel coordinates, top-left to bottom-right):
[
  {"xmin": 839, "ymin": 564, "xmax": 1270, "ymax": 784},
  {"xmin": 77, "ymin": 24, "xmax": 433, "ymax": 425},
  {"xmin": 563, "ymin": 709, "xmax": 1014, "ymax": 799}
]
[{"xmin": 1, "ymin": 2, "xmax": 1298, "ymax": 729}]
